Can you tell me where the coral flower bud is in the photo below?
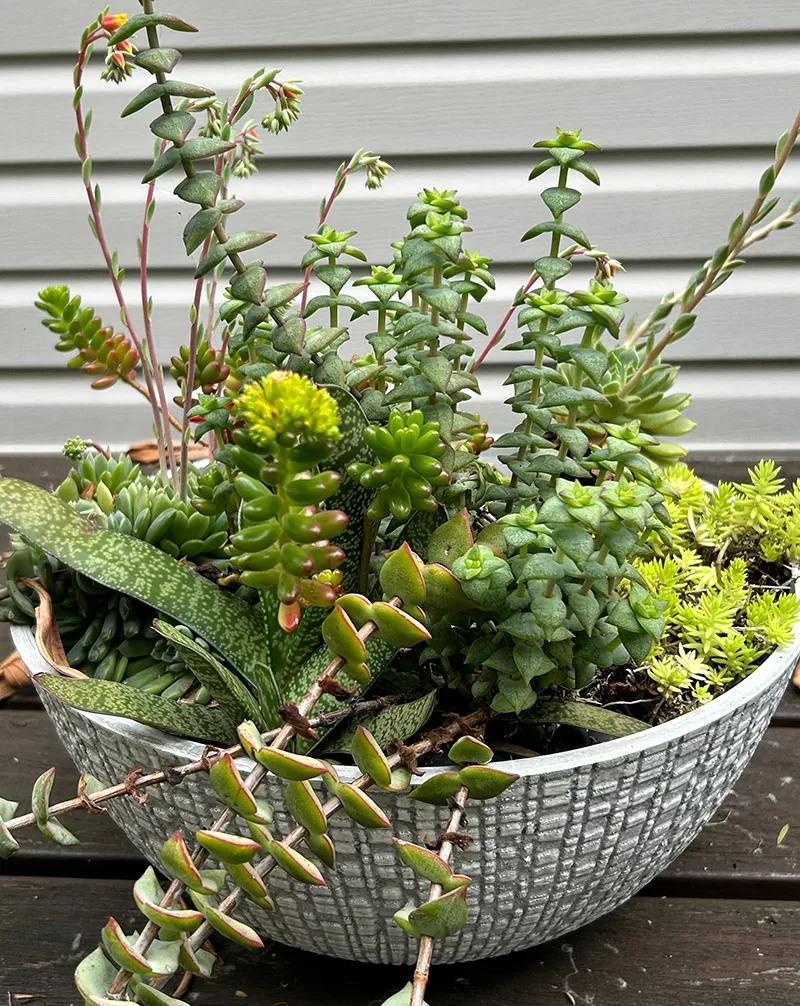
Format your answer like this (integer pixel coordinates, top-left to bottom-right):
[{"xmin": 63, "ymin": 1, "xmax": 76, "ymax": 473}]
[{"xmin": 102, "ymin": 12, "xmax": 128, "ymax": 31}]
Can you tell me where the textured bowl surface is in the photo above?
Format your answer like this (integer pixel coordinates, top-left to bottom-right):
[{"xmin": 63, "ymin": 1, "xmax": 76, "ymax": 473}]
[{"xmin": 15, "ymin": 625, "xmax": 798, "ymax": 965}]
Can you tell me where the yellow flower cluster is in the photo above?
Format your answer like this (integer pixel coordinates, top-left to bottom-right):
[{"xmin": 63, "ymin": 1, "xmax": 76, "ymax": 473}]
[{"xmin": 235, "ymin": 371, "xmax": 341, "ymax": 448}]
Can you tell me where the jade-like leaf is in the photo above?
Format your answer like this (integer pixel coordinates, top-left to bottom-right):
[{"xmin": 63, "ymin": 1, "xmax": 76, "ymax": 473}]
[
  {"xmin": 381, "ymin": 983, "xmax": 430, "ymax": 1006},
  {"xmin": 38, "ymin": 675, "xmax": 235, "ymax": 745},
  {"xmin": 408, "ymin": 886, "xmax": 469, "ymax": 938},
  {"xmin": 448, "ymin": 736, "xmax": 494, "ymax": 766},
  {"xmin": 134, "ymin": 867, "xmax": 204, "ymax": 932},
  {"xmin": 408, "ymin": 771, "xmax": 462, "ymax": 806},
  {"xmin": 265, "ymin": 840, "xmax": 326, "ymax": 885},
  {"xmin": 230, "ymin": 264, "xmax": 267, "ymax": 305},
  {"xmin": 422, "ymin": 563, "xmax": 474, "ymax": 613},
  {"xmin": 379, "ymin": 543, "xmax": 426, "ymax": 608},
  {"xmin": 337, "ymin": 593, "xmax": 373, "ymax": 628},
  {"xmin": 522, "ymin": 699, "xmax": 649, "ymax": 737},
  {"xmin": 150, "ymin": 109, "xmax": 195, "ymax": 144},
  {"xmin": 247, "ymin": 820, "xmax": 275, "ymax": 853},
  {"xmin": 182, "ymin": 207, "xmax": 222, "ymax": 254},
  {"xmin": 285, "ymin": 779, "xmax": 328, "ymax": 835},
  {"xmin": 540, "ymin": 185, "xmax": 582, "ymax": 218},
  {"xmin": 178, "ymin": 935, "xmax": 215, "ymax": 977},
  {"xmin": 134, "ymin": 47, "xmax": 183, "ymax": 74},
  {"xmin": 74, "ymin": 946, "xmax": 121, "ymax": 1006},
  {"xmin": 351, "ymin": 726, "xmax": 393, "ymax": 789},
  {"xmin": 131, "ymin": 978, "xmax": 190, "ymax": 1006},
  {"xmin": 190, "ymin": 893, "xmax": 264, "ymax": 948},
  {"xmin": 426, "ymin": 508, "xmax": 474, "ymax": 569},
  {"xmin": 209, "ymin": 753, "xmax": 259, "ymax": 818},
  {"xmin": 196, "ymin": 829, "xmax": 260, "ymax": 864},
  {"xmin": 458, "ymin": 765, "xmax": 519, "ymax": 801},
  {"xmin": 225, "ymin": 860, "xmax": 269, "ymax": 901},
  {"xmin": 153, "ymin": 621, "xmax": 269, "ymax": 730},
  {"xmin": 160, "ymin": 830, "xmax": 223, "ymax": 894},
  {"xmin": 394, "ymin": 839, "xmax": 457, "ymax": 888},
  {"xmin": 535, "ymin": 255, "xmax": 573, "ymax": 287},
  {"xmin": 174, "ymin": 170, "xmax": 220, "ymax": 207},
  {"xmin": 370, "ymin": 602, "xmax": 431, "ymax": 648},
  {"xmin": 333, "ymin": 783, "xmax": 392, "ymax": 829},
  {"xmin": 255, "ymin": 748, "xmax": 329, "ymax": 782},
  {"xmin": 122, "ymin": 80, "xmax": 214, "ymax": 118},
  {"xmin": 32, "ymin": 767, "xmax": 79, "ymax": 846},
  {"xmin": 102, "ymin": 918, "xmax": 176, "ymax": 976},
  {"xmin": 0, "ymin": 480, "xmax": 264, "ymax": 679},
  {"xmin": 304, "ymin": 830, "xmax": 336, "ymax": 868},
  {"xmin": 322, "ymin": 604, "xmax": 367, "ymax": 664}
]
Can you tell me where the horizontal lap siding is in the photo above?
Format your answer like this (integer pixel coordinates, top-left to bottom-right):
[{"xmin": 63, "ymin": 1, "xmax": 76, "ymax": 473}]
[{"xmin": 2, "ymin": 8, "xmax": 799, "ymax": 453}]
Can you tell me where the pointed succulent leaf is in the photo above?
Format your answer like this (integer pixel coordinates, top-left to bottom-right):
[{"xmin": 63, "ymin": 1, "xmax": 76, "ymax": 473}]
[
  {"xmin": 32, "ymin": 767, "xmax": 79, "ymax": 846},
  {"xmin": 225, "ymin": 860, "xmax": 269, "ymax": 901},
  {"xmin": 150, "ymin": 109, "xmax": 195, "ymax": 144},
  {"xmin": 334, "ymin": 783, "xmax": 392, "ymax": 829},
  {"xmin": 154, "ymin": 621, "xmax": 269, "ymax": 730},
  {"xmin": 160, "ymin": 831, "xmax": 223, "ymax": 894},
  {"xmin": 351, "ymin": 726, "xmax": 393, "ymax": 789},
  {"xmin": 174, "ymin": 171, "xmax": 221, "ymax": 207},
  {"xmin": 370, "ymin": 602, "xmax": 431, "ymax": 648},
  {"xmin": 337, "ymin": 592, "xmax": 373, "ymax": 629},
  {"xmin": 266, "ymin": 839, "xmax": 326, "ymax": 885},
  {"xmin": 379, "ymin": 542, "xmax": 426, "ymax": 607},
  {"xmin": 0, "ymin": 797, "xmax": 19, "ymax": 821},
  {"xmin": 409, "ymin": 771, "xmax": 462, "ymax": 806},
  {"xmin": 521, "ymin": 220, "xmax": 591, "ymax": 248},
  {"xmin": 122, "ymin": 81, "xmax": 214, "ymax": 118},
  {"xmin": 305, "ymin": 830, "xmax": 336, "ymax": 868},
  {"xmin": 285, "ymin": 779, "xmax": 328, "ymax": 834},
  {"xmin": 458, "ymin": 765, "xmax": 519, "ymax": 801},
  {"xmin": 408, "ymin": 886, "xmax": 469, "ymax": 938},
  {"xmin": 131, "ymin": 978, "xmax": 190, "ymax": 1006},
  {"xmin": 133, "ymin": 868, "xmax": 204, "ymax": 932},
  {"xmin": 394, "ymin": 839, "xmax": 456, "ymax": 887},
  {"xmin": 237, "ymin": 720, "xmax": 265, "ymax": 760},
  {"xmin": 230, "ymin": 263, "xmax": 267, "ymax": 304},
  {"xmin": 540, "ymin": 185, "xmax": 582, "ymax": 217},
  {"xmin": 523, "ymin": 699, "xmax": 648, "ymax": 737},
  {"xmin": 247, "ymin": 819, "xmax": 275, "ymax": 853},
  {"xmin": 387, "ymin": 766, "xmax": 413, "ymax": 793},
  {"xmin": 196, "ymin": 829, "xmax": 260, "ymax": 864},
  {"xmin": 190, "ymin": 893, "xmax": 264, "ymax": 948},
  {"xmin": 209, "ymin": 753, "xmax": 259, "ymax": 818},
  {"xmin": 134, "ymin": 47, "xmax": 183, "ymax": 74},
  {"xmin": 427, "ymin": 509, "xmax": 474, "ymax": 569},
  {"xmin": 183, "ymin": 207, "xmax": 222, "ymax": 254},
  {"xmin": 178, "ymin": 935, "xmax": 215, "ymax": 977},
  {"xmin": 108, "ymin": 12, "xmax": 198, "ymax": 44},
  {"xmin": 535, "ymin": 255, "xmax": 573, "ymax": 287},
  {"xmin": 101, "ymin": 918, "xmax": 176, "ymax": 976},
  {"xmin": 74, "ymin": 946, "xmax": 122, "ymax": 1006},
  {"xmin": 254, "ymin": 748, "xmax": 329, "ymax": 782},
  {"xmin": 448, "ymin": 736, "xmax": 494, "ymax": 765},
  {"xmin": 322, "ymin": 604, "xmax": 367, "ymax": 664},
  {"xmin": 393, "ymin": 903, "xmax": 424, "ymax": 939},
  {"xmin": 421, "ymin": 563, "xmax": 474, "ymax": 613},
  {"xmin": 0, "ymin": 818, "xmax": 19, "ymax": 859}
]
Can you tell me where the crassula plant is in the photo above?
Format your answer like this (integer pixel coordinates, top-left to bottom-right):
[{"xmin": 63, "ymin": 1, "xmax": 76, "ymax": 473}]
[{"xmin": 2, "ymin": 5, "xmax": 800, "ymax": 1004}]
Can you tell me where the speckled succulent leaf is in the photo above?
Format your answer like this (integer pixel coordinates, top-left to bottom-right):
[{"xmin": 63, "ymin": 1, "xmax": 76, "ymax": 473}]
[
  {"xmin": 209, "ymin": 753, "xmax": 260, "ymax": 818},
  {"xmin": 315, "ymin": 691, "xmax": 437, "ymax": 756},
  {"xmin": 133, "ymin": 867, "xmax": 204, "ymax": 932},
  {"xmin": 190, "ymin": 892, "xmax": 264, "ymax": 948},
  {"xmin": 522, "ymin": 699, "xmax": 649, "ymax": 737},
  {"xmin": 351, "ymin": 725, "xmax": 393, "ymax": 789},
  {"xmin": 224, "ymin": 860, "xmax": 269, "ymax": 901},
  {"xmin": 153, "ymin": 620, "xmax": 269, "ymax": 730},
  {"xmin": 408, "ymin": 771, "xmax": 462, "ymax": 806},
  {"xmin": 448, "ymin": 736, "xmax": 494, "ymax": 765},
  {"xmin": 381, "ymin": 983, "xmax": 431, "ymax": 1006},
  {"xmin": 102, "ymin": 918, "xmax": 179, "ymax": 977},
  {"xmin": 265, "ymin": 839, "xmax": 327, "ymax": 885},
  {"xmin": 32, "ymin": 767, "xmax": 79, "ymax": 846},
  {"xmin": 458, "ymin": 765, "xmax": 519, "ymax": 801},
  {"xmin": 333, "ymin": 782, "xmax": 392, "ymax": 829},
  {"xmin": 38, "ymin": 675, "xmax": 235, "ymax": 745},
  {"xmin": 254, "ymin": 747, "xmax": 329, "ymax": 781},
  {"xmin": 74, "ymin": 946, "xmax": 124, "ymax": 1006},
  {"xmin": 0, "ymin": 480, "xmax": 264, "ymax": 679},
  {"xmin": 285, "ymin": 779, "xmax": 328, "ymax": 834},
  {"xmin": 408, "ymin": 886, "xmax": 469, "ymax": 938},
  {"xmin": 195, "ymin": 829, "xmax": 260, "ymax": 864},
  {"xmin": 304, "ymin": 830, "xmax": 336, "ymax": 868},
  {"xmin": 380, "ymin": 543, "xmax": 426, "ymax": 607},
  {"xmin": 427, "ymin": 508, "xmax": 474, "ymax": 569}
]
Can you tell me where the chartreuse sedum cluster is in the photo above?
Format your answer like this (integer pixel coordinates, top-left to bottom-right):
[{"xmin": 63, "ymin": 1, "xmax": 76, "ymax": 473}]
[{"xmin": 2, "ymin": 4, "xmax": 800, "ymax": 1005}]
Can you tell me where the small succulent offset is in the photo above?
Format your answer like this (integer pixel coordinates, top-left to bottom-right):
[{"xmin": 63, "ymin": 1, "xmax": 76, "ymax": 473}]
[{"xmin": 1, "ymin": 6, "xmax": 800, "ymax": 1005}]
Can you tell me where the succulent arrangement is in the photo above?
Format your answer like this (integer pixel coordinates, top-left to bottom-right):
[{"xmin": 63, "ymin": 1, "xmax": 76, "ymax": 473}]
[{"xmin": 1, "ymin": 5, "xmax": 800, "ymax": 1004}]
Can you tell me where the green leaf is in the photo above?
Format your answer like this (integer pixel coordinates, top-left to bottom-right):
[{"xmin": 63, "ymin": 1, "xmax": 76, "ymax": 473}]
[
  {"xmin": 31, "ymin": 767, "xmax": 79, "ymax": 847},
  {"xmin": 109, "ymin": 12, "xmax": 199, "ymax": 44},
  {"xmin": 459, "ymin": 764, "xmax": 518, "ymax": 800},
  {"xmin": 332, "ymin": 781, "xmax": 392, "ymax": 828},
  {"xmin": 522, "ymin": 221, "xmax": 591, "ymax": 248},
  {"xmin": 370, "ymin": 602, "xmax": 431, "ymax": 648},
  {"xmin": 161, "ymin": 830, "xmax": 225, "ymax": 894},
  {"xmin": 315, "ymin": 690, "xmax": 437, "ymax": 756},
  {"xmin": 408, "ymin": 886, "xmax": 469, "ymax": 938},
  {"xmin": 449, "ymin": 736, "xmax": 493, "ymax": 765},
  {"xmin": 183, "ymin": 207, "xmax": 221, "ymax": 254},
  {"xmin": 523, "ymin": 699, "xmax": 648, "ymax": 737},
  {"xmin": 150, "ymin": 110, "xmax": 195, "ymax": 144},
  {"xmin": 380, "ymin": 542, "xmax": 426, "ymax": 607},
  {"xmin": 540, "ymin": 186, "xmax": 582, "ymax": 218},
  {"xmin": 381, "ymin": 982, "xmax": 431, "ymax": 1006},
  {"xmin": 230, "ymin": 264, "xmax": 267, "ymax": 305},
  {"xmin": 102, "ymin": 918, "xmax": 178, "ymax": 977},
  {"xmin": 134, "ymin": 47, "xmax": 183, "ymax": 74},
  {"xmin": 535, "ymin": 256, "xmax": 573, "ymax": 287},
  {"xmin": 174, "ymin": 171, "xmax": 221, "ymax": 207},
  {"xmin": 38, "ymin": 671, "xmax": 235, "ymax": 744},
  {"xmin": 351, "ymin": 725, "xmax": 393, "ymax": 789},
  {"xmin": 133, "ymin": 867, "xmax": 204, "ymax": 932},
  {"xmin": 122, "ymin": 81, "xmax": 214, "ymax": 118},
  {"xmin": 142, "ymin": 145, "xmax": 182, "ymax": 183},
  {"xmin": 190, "ymin": 892, "xmax": 264, "ymax": 947},
  {"xmin": 265, "ymin": 839, "xmax": 326, "ymax": 885},
  {"xmin": 0, "ymin": 480, "xmax": 264, "ymax": 681},
  {"xmin": 285, "ymin": 779, "xmax": 328, "ymax": 835},
  {"xmin": 394, "ymin": 838, "xmax": 471, "ymax": 890},
  {"xmin": 74, "ymin": 946, "xmax": 122, "ymax": 1006},
  {"xmin": 418, "ymin": 284, "xmax": 461, "ymax": 317},
  {"xmin": 196, "ymin": 829, "xmax": 260, "ymax": 864},
  {"xmin": 409, "ymin": 770, "xmax": 462, "ymax": 805},
  {"xmin": 153, "ymin": 621, "xmax": 268, "ymax": 730},
  {"xmin": 272, "ymin": 315, "xmax": 306, "ymax": 354},
  {"xmin": 132, "ymin": 978, "xmax": 191, "ymax": 1006},
  {"xmin": 314, "ymin": 264, "xmax": 351, "ymax": 295},
  {"xmin": 209, "ymin": 753, "xmax": 260, "ymax": 818}
]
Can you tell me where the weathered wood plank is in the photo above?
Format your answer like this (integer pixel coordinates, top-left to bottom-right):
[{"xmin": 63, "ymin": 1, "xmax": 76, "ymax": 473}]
[
  {"xmin": 8, "ymin": 1, "xmax": 800, "ymax": 55},
  {"xmin": 2, "ymin": 878, "xmax": 800, "ymax": 1004}
]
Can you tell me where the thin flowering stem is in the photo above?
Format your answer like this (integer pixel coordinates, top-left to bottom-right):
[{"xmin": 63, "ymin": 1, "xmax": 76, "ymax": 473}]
[
  {"xmin": 74, "ymin": 27, "xmax": 176, "ymax": 462},
  {"xmin": 179, "ymin": 237, "xmax": 212, "ymax": 501},
  {"xmin": 299, "ymin": 164, "xmax": 357, "ymax": 315},
  {"xmin": 471, "ymin": 269, "xmax": 539, "ymax": 372}
]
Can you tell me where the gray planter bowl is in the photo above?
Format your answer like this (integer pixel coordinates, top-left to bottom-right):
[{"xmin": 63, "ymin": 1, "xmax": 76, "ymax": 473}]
[{"xmin": 14, "ymin": 622, "xmax": 800, "ymax": 966}]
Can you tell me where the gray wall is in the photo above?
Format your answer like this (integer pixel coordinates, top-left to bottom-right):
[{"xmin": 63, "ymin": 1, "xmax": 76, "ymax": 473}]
[{"xmin": 4, "ymin": 2, "xmax": 800, "ymax": 454}]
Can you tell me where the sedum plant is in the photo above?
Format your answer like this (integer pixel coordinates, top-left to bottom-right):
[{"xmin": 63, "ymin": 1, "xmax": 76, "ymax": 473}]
[{"xmin": 1, "ymin": 5, "xmax": 800, "ymax": 1005}]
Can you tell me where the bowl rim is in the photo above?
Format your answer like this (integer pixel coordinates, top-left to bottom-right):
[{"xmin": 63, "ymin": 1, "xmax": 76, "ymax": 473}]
[{"xmin": 14, "ymin": 615, "xmax": 800, "ymax": 784}]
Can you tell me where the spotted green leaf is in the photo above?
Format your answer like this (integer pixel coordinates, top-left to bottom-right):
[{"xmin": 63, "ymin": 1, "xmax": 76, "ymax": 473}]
[{"xmin": 522, "ymin": 699, "xmax": 648, "ymax": 737}]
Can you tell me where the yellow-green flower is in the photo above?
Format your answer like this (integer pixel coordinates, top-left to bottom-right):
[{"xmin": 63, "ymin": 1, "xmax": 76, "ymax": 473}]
[{"xmin": 235, "ymin": 371, "xmax": 340, "ymax": 448}]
